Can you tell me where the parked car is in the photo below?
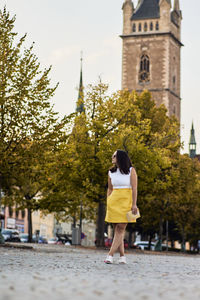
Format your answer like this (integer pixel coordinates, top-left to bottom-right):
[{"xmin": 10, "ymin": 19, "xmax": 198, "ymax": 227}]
[
  {"xmin": 2, "ymin": 229, "xmax": 21, "ymax": 242},
  {"xmin": 48, "ymin": 237, "xmax": 58, "ymax": 245},
  {"xmin": 161, "ymin": 243, "xmax": 172, "ymax": 251},
  {"xmin": 32, "ymin": 234, "xmax": 48, "ymax": 244},
  {"xmin": 104, "ymin": 238, "xmax": 129, "ymax": 249},
  {"xmin": 38, "ymin": 236, "xmax": 48, "ymax": 244},
  {"xmin": 32, "ymin": 234, "xmax": 38, "ymax": 243},
  {"xmin": 19, "ymin": 233, "xmax": 29, "ymax": 243},
  {"xmin": 104, "ymin": 238, "xmax": 113, "ymax": 248},
  {"xmin": 133, "ymin": 241, "xmax": 155, "ymax": 250},
  {"xmin": 56, "ymin": 234, "xmax": 72, "ymax": 245}
]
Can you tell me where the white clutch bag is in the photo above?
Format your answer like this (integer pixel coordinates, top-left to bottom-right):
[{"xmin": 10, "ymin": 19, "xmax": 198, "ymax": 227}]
[{"xmin": 126, "ymin": 208, "xmax": 140, "ymax": 222}]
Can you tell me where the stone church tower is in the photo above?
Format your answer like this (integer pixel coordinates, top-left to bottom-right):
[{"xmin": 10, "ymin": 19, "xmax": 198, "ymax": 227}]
[{"xmin": 121, "ymin": 0, "xmax": 182, "ymax": 121}]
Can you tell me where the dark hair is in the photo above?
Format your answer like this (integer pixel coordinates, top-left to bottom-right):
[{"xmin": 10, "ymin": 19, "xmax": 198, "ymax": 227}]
[{"xmin": 110, "ymin": 150, "xmax": 132, "ymax": 174}]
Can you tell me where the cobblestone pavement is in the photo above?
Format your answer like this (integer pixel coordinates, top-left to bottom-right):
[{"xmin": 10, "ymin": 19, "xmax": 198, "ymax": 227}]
[{"xmin": 1, "ymin": 244, "xmax": 200, "ymax": 300}]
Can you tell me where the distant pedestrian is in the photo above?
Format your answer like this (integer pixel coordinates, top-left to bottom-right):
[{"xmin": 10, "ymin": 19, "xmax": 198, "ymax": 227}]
[{"xmin": 104, "ymin": 150, "xmax": 138, "ymax": 264}]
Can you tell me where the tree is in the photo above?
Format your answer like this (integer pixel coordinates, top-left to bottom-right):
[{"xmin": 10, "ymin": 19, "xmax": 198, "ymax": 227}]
[
  {"xmin": 0, "ymin": 8, "xmax": 67, "ymax": 241},
  {"xmin": 171, "ymin": 155, "xmax": 200, "ymax": 251},
  {"xmin": 40, "ymin": 84, "xmax": 181, "ymax": 247}
]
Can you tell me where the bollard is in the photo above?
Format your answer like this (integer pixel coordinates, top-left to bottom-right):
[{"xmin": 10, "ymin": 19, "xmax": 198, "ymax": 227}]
[{"xmin": 72, "ymin": 227, "xmax": 81, "ymax": 245}]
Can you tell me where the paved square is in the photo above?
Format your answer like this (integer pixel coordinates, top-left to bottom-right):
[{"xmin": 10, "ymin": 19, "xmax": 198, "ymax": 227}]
[{"xmin": 1, "ymin": 245, "xmax": 200, "ymax": 300}]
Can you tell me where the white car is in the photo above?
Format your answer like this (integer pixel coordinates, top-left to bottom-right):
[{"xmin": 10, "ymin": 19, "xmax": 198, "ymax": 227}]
[
  {"xmin": 19, "ymin": 233, "xmax": 28, "ymax": 243},
  {"xmin": 133, "ymin": 241, "xmax": 155, "ymax": 250},
  {"xmin": 2, "ymin": 229, "xmax": 21, "ymax": 242}
]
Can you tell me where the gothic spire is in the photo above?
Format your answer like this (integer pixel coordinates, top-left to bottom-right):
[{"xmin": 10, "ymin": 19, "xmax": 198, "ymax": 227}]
[
  {"xmin": 76, "ymin": 52, "xmax": 84, "ymax": 113},
  {"xmin": 189, "ymin": 122, "xmax": 197, "ymax": 159}
]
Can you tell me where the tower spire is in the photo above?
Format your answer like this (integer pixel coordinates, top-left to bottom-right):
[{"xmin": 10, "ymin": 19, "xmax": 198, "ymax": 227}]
[
  {"xmin": 174, "ymin": 0, "xmax": 180, "ymax": 11},
  {"xmin": 122, "ymin": 0, "xmax": 134, "ymax": 35},
  {"xmin": 76, "ymin": 52, "xmax": 84, "ymax": 113},
  {"xmin": 189, "ymin": 122, "xmax": 196, "ymax": 159}
]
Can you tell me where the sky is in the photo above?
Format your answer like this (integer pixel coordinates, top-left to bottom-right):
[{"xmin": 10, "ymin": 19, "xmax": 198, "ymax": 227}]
[{"xmin": 0, "ymin": 0, "xmax": 200, "ymax": 154}]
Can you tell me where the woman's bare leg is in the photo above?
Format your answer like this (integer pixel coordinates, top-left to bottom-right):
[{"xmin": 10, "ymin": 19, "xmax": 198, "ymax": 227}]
[
  {"xmin": 113, "ymin": 224, "xmax": 124, "ymax": 256},
  {"xmin": 109, "ymin": 223, "xmax": 127, "ymax": 256},
  {"xmin": 118, "ymin": 238, "xmax": 125, "ymax": 256}
]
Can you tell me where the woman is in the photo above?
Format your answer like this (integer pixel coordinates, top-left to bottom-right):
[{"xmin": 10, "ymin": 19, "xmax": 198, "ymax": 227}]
[{"xmin": 104, "ymin": 149, "xmax": 138, "ymax": 264}]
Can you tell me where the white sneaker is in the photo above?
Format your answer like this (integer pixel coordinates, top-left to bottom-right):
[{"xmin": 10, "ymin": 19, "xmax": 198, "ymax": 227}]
[
  {"xmin": 104, "ymin": 255, "xmax": 113, "ymax": 264},
  {"xmin": 118, "ymin": 256, "xmax": 126, "ymax": 264}
]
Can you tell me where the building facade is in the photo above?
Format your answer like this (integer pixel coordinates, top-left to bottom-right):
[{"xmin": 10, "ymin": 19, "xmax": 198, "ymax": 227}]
[
  {"xmin": 32, "ymin": 210, "xmax": 55, "ymax": 239},
  {"xmin": 4, "ymin": 206, "xmax": 28, "ymax": 233},
  {"xmin": 121, "ymin": 0, "xmax": 182, "ymax": 121}
]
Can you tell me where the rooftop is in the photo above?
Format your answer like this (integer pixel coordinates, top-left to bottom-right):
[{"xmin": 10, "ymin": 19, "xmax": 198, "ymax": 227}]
[{"xmin": 131, "ymin": 0, "xmax": 160, "ymax": 21}]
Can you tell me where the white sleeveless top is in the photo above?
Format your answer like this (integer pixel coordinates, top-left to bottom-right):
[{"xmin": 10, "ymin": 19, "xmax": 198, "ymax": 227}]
[{"xmin": 108, "ymin": 167, "xmax": 132, "ymax": 189}]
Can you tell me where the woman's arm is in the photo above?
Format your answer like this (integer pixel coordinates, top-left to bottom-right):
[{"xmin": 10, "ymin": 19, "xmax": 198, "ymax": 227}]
[
  {"xmin": 107, "ymin": 174, "xmax": 113, "ymax": 197},
  {"xmin": 130, "ymin": 167, "xmax": 138, "ymax": 214}
]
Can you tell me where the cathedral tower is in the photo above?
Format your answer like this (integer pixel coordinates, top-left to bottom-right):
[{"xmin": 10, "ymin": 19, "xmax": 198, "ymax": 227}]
[{"xmin": 121, "ymin": 0, "xmax": 182, "ymax": 121}]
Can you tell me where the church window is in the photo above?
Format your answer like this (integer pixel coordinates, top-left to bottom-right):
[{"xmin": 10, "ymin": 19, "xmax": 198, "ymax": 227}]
[
  {"xmin": 139, "ymin": 55, "xmax": 150, "ymax": 83},
  {"xmin": 150, "ymin": 22, "xmax": 153, "ymax": 31},
  {"xmin": 173, "ymin": 75, "xmax": 176, "ymax": 92},
  {"xmin": 144, "ymin": 22, "xmax": 148, "ymax": 32},
  {"xmin": 133, "ymin": 23, "xmax": 136, "ymax": 32},
  {"xmin": 139, "ymin": 23, "xmax": 142, "ymax": 32},
  {"xmin": 173, "ymin": 105, "xmax": 176, "ymax": 115},
  {"xmin": 156, "ymin": 21, "xmax": 159, "ymax": 30}
]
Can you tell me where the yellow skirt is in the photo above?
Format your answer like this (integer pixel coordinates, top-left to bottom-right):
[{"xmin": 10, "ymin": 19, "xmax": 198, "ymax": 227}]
[{"xmin": 105, "ymin": 188, "xmax": 136, "ymax": 223}]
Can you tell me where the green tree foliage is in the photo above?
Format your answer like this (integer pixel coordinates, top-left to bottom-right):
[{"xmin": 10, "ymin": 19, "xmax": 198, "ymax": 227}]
[
  {"xmin": 41, "ymin": 83, "xmax": 183, "ymax": 247},
  {"xmin": 1, "ymin": 8, "xmax": 200, "ymax": 249},
  {"xmin": 171, "ymin": 155, "xmax": 200, "ymax": 251},
  {"xmin": 0, "ymin": 8, "xmax": 67, "ymax": 241}
]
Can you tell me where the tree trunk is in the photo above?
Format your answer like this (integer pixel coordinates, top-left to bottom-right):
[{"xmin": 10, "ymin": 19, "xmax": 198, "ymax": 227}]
[
  {"xmin": 155, "ymin": 215, "xmax": 163, "ymax": 251},
  {"xmin": 96, "ymin": 200, "xmax": 105, "ymax": 247},
  {"xmin": 171, "ymin": 239, "xmax": 174, "ymax": 248},
  {"xmin": 73, "ymin": 216, "xmax": 76, "ymax": 228},
  {"xmin": 159, "ymin": 216, "xmax": 163, "ymax": 242},
  {"xmin": 166, "ymin": 220, "xmax": 169, "ymax": 251},
  {"xmin": 28, "ymin": 208, "xmax": 32, "ymax": 243},
  {"xmin": 128, "ymin": 227, "xmax": 133, "ymax": 248},
  {"xmin": 148, "ymin": 233, "xmax": 153, "ymax": 250},
  {"xmin": 181, "ymin": 226, "xmax": 186, "ymax": 252}
]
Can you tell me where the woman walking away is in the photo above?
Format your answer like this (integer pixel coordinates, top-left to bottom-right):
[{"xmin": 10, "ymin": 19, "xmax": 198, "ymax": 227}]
[{"xmin": 104, "ymin": 150, "xmax": 138, "ymax": 264}]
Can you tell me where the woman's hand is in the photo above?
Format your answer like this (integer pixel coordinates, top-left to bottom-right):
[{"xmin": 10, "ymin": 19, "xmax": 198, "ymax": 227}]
[{"xmin": 132, "ymin": 205, "xmax": 138, "ymax": 215}]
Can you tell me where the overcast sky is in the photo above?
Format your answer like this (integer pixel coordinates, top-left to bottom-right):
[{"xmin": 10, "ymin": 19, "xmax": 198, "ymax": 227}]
[{"xmin": 1, "ymin": 0, "xmax": 199, "ymax": 154}]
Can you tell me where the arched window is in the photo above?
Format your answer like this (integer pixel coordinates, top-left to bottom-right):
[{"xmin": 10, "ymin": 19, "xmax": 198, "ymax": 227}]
[
  {"xmin": 133, "ymin": 23, "xmax": 136, "ymax": 32},
  {"xmin": 139, "ymin": 55, "xmax": 150, "ymax": 83},
  {"xmin": 22, "ymin": 210, "xmax": 25, "ymax": 219},
  {"xmin": 172, "ymin": 75, "xmax": 176, "ymax": 91},
  {"xmin": 16, "ymin": 207, "xmax": 19, "ymax": 219},
  {"xmin": 156, "ymin": 21, "xmax": 159, "ymax": 30},
  {"xmin": 150, "ymin": 22, "xmax": 153, "ymax": 31},
  {"xmin": 144, "ymin": 22, "xmax": 148, "ymax": 32},
  {"xmin": 139, "ymin": 23, "xmax": 142, "ymax": 32},
  {"xmin": 173, "ymin": 105, "xmax": 176, "ymax": 115}
]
